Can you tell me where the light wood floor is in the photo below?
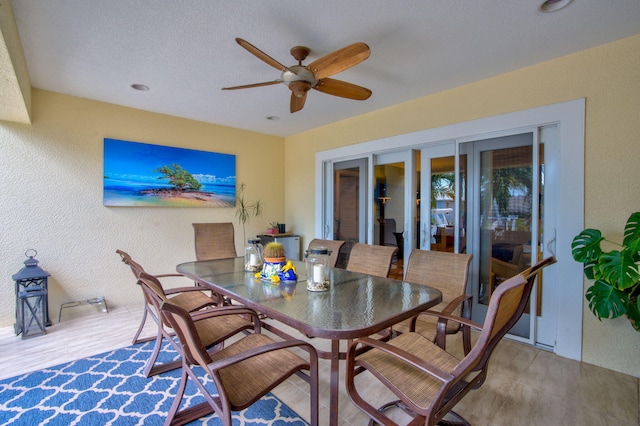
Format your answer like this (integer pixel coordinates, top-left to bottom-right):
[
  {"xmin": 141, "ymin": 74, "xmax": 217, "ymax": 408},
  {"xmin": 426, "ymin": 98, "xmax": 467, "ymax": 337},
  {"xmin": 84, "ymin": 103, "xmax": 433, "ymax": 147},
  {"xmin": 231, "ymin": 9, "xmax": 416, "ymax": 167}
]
[{"xmin": 1, "ymin": 304, "xmax": 638, "ymax": 425}]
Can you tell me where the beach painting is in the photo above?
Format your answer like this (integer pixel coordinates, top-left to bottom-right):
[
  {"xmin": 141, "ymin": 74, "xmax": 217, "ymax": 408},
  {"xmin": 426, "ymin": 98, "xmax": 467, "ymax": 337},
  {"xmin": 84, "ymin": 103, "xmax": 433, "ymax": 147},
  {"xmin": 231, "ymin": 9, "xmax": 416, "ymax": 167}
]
[{"xmin": 103, "ymin": 138, "xmax": 236, "ymax": 207}]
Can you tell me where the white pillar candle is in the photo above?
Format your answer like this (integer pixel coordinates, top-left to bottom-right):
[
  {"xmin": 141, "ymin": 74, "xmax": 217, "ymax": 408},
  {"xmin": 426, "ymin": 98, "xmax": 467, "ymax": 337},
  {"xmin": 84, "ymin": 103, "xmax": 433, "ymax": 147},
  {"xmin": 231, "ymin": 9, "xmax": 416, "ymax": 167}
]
[
  {"xmin": 313, "ymin": 264, "xmax": 324, "ymax": 283},
  {"xmin": 250, "ymin": 254, "xmax": 258, "ymax": 265}
]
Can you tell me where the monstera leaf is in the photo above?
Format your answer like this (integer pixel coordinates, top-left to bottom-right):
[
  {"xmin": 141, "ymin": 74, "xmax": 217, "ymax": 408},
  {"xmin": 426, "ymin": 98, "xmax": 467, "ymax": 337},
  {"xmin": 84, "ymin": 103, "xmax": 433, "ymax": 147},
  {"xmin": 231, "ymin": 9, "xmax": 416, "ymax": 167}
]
[
  {"xmin": 586, "ymin": 280, "xmax": 629, "ymax": 320},
  {"xmin": 597, "ymin": 250, "xmax": 640, "ymax": 290},
  {"xmin": 573, "ymin": 212, "xmax": 640, "ymax": 331},
  {"xmin": 571, "ymin": 228, "xmax": 603, "ymax": 280},
  {"xmin": 623, "ymin": 212, "xmax": 640, "ymax": 254}
]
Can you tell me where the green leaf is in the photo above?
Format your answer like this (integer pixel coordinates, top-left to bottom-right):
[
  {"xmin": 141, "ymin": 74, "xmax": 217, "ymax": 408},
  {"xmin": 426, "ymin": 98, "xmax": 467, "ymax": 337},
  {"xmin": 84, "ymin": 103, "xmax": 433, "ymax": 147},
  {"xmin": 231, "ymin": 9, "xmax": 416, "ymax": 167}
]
[
  {"xmin": 623, "ymin": 212, "xmax": 640, "ymax": 254},
  {"xmin": 627, "ymin": 297, "xmax": 640, "ymax": 332},
  {"xmin": 585, "ymin": 280, "xmax": 628, "ymax": 320},
  {"xmin": 597, "ymin": 250, "xmax": 640, "ymax": 290},
  {"xmin": 582, "ymin": 260, "xmax": 597, "ymax": 280},
  {"xmin": 571, "ymin": 229, "xmax": 603, "ymax": 263}
]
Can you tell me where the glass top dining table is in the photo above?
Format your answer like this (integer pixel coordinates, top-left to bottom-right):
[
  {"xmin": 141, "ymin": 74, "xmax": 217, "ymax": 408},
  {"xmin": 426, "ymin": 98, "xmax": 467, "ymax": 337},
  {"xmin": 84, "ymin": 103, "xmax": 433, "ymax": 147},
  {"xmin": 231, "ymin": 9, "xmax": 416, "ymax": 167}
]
[{"xmin": 177, "ymin": 257, "xmax": 442, "ymax": 425}]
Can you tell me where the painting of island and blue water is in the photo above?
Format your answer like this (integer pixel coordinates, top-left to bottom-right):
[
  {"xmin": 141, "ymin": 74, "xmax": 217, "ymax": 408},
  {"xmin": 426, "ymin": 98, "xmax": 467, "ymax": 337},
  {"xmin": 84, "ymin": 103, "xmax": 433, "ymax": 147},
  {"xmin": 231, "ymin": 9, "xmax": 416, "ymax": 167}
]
[{"xmin": 103, "ymin": 138, "xmax": 236, "ymax": 207}]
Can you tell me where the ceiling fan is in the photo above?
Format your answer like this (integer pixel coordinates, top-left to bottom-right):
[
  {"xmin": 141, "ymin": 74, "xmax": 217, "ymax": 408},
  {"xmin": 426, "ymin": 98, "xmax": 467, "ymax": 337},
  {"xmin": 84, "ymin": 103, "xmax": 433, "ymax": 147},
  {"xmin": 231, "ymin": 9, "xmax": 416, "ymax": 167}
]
[{"xmin": 222, "ymin": 38, "xmax": 372, "ymax": 113}]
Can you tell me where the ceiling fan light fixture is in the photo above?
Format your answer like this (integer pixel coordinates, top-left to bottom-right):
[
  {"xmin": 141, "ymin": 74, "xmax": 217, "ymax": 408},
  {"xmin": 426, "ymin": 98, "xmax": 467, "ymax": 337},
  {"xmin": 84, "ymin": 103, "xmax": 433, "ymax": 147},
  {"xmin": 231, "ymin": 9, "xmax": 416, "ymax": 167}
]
[
  {"xmin": 289, "ymin": 80, "xmax": 311, "ymax": 98},
  {"xmin": 225, "ymin": 38, "xmax": 372, "ymax": 112},
  {"xmin": 538, "ymin": 0, "xmax": 574, "ymax": 13}
]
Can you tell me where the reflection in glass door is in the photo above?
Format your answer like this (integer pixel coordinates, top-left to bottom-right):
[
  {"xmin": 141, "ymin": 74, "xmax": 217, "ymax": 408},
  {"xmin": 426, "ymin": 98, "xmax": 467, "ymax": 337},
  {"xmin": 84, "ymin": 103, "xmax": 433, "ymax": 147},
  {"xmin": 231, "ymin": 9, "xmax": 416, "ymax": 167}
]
[
  {"xmin": 332, "ymin": 159, "xmax": 367, "ymax": 268},
  {"xmin": 373, "ymin": 151, "xmax": 417, "ymax": 279},
  {"xmin": 420, "ymin": 144, "xmax": 466, "ymax": 254},
  {"xmin": 467, "ymin": 133, "xmax": 542, "ymax": 341}
]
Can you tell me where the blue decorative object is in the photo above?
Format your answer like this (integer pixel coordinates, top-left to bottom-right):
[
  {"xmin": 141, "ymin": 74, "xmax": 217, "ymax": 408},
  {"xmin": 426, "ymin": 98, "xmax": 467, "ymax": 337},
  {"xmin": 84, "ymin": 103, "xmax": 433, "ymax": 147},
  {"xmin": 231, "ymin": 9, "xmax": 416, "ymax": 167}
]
[
  {"xmin": 278, "ymin": 268, "xmax": 297, "ymax": 282},
  {"xmin": 0, "ymin": 340, "xmax": 308, "ymax": 425}
]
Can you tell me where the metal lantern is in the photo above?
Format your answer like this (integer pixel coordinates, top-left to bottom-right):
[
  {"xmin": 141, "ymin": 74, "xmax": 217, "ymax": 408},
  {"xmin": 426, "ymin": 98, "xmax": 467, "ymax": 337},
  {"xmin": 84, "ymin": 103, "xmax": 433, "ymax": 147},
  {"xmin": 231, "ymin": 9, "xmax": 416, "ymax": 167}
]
[
  {"xmin": 306, "ymin": 247, "xmax": 331, "ymax": 292},
  {"xmin": 12, "ymin": 249, "xmax": 51, "ymax": 338}
]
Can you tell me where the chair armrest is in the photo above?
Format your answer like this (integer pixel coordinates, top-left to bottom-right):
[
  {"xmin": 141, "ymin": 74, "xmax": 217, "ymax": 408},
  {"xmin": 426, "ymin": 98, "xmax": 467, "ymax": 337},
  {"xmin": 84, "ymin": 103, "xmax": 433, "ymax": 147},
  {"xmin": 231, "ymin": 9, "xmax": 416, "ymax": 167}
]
[
  {"xmin": 440, "ymin": 294, "xmax": 472, "ymax": 315},
  {"xmin": 207, "ymin": 339, "xmax": 318, "ymax": 372},
  {"xmin": 348, "ymin": 336, "xmax": 454, "ymax": 383},
  {"xmin": 409, "ymin": 293, "xmax": 471, "ymax": 333},
  {"xmin": 164, "ymin": 286, "xmax": 209, "ymax": 295},
  {"xmin": 153, "ymin": 273, "xmax": 185, "ymax": 278},
  {"xmin": 418, "ymin": 310, "xmax": 483, "ymax": 332},
  {"xmin": 189, "ymin": 305, "xmax": 259, "ymax": 322}
]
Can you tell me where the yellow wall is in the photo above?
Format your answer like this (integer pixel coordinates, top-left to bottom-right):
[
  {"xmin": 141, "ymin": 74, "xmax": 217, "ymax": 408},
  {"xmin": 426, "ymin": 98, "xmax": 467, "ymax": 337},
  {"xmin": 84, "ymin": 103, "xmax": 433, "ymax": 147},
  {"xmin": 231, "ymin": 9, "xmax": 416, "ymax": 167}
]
[
  {"xmin": 285, "ymin": 34, "xmax": 640, "ymax": 377},
  {"xmin": 0, "ymin": 90, "xmax": 284, "ymax": 328}
]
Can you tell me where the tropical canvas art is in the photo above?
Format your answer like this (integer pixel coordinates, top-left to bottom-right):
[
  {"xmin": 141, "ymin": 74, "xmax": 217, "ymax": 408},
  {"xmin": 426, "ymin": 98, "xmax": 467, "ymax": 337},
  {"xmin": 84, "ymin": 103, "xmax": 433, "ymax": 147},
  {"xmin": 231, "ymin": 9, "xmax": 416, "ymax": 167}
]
[{"xmin": 103, "ymin": 138, "xmax": 236, "ymax": 207}]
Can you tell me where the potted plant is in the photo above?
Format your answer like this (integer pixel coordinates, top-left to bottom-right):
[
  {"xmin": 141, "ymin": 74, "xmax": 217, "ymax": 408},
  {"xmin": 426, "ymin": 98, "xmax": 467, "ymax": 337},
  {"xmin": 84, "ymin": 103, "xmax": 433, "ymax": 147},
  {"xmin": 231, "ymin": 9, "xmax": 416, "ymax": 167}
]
[
  {"xmin": 235, "ymin": 183, "xmax": 263, "ymax": 243},
  {"xmin": 571, "ymin": 211, "xmax": 640, "ymax": 331},
  {"xmin": 261, "ymin": 242, "xmax": 287, "ymax": 280},
  {"xmin": 264, "ymin": 242, "xmax": 286, "ymax": 262},
  {"xmin": 267, "ymin": 221, "xmax": 279, "ymax": 234}
]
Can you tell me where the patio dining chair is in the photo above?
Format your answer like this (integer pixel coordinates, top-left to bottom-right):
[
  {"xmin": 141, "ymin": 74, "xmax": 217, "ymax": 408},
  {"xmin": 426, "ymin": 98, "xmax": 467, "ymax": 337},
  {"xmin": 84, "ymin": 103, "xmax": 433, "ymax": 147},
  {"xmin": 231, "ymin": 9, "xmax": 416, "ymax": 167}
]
[
  {"xmin": 137, "ymin": 272, "xmax": 257, "ymax": 379},
  {"xmin": 393, "ymin": 250, "xmax": 473, "ymax": 353},
  {"xmin": 158, "ymin": 293, "xmax": 319, "ymax": 426},
  {"xmin": 116, "ymin": 249, "xmax": 221, "ymax": 346},
  {"xmin": 192, "ymin": 222, "xmax": 237, "ymax": 261},
  {"xmin": 345, "ymin": 256, "xmax": 556, "ymax": 425},
  {"xmin": 306, "ymin": 238, "xmax": 346, "ymax": 267},
  {"xmin": 346, "ymin": 243, "xmax": 398, "ymax": 278}
]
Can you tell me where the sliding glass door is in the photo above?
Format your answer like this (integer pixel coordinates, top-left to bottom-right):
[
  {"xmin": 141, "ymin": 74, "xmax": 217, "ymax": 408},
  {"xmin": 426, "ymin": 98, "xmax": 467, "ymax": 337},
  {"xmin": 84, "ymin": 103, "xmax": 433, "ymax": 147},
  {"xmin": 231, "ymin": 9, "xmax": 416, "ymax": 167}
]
[
  {"xmin": 420, "ymin": 144, "xmax": 467, "ymax": 254},
  {"xmin": 373, "ymin": 151, "xmax": 417, "ymax": 277},
  {"xmin": 316, "ymin": 100, "xmax": 584, "ymax": 358},
  {"xmin": 325, "ymin": 158, "xmax": 368, "ymax": 267}
]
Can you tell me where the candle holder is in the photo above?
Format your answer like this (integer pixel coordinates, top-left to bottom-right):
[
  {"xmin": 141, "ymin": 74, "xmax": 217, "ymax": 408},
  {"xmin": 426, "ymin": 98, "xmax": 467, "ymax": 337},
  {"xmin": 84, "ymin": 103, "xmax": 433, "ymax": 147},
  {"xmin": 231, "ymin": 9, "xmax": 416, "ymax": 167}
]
[
  {"xmin": 306, "ymin": 247, "xmax": 330, "ymax": 291},
  {"xmin": 244, "ymin": 239, "xmax": 264, "ymax": 272}
]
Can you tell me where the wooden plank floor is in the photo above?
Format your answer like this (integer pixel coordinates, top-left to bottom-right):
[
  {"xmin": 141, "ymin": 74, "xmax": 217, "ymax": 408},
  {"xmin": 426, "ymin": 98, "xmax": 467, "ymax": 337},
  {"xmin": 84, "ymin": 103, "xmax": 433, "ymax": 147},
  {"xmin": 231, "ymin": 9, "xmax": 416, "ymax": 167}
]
[{"xmin": 1, "ymin": 304, "xmax": 638, "ymax": 425}]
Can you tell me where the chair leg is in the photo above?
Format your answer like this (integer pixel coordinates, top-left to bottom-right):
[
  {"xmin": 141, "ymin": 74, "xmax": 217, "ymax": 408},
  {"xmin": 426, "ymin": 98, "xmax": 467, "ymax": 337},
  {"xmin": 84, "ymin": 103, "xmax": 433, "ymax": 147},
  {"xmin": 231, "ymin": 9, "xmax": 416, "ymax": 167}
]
[
  {"xmin": 438, "ymin": 411, "xmax": 471, "ymax": 426},
  {"xmin": 165, "ymin": 366, "xmax": 188, "ymax": 426},
  {"xmin": 462, "ymin": 325, "xmax": 472, "ymax": 355},
  {"xmin": 143, "ymin": 329, "xmax": 181, "ymax": 377},
  {"xmin": 168, "ymin": 364, "xmax": 218, "ymax": 426},
  {"xmin": 370, "ymin": 399, "xmax": 419, "ymax": 425},
  {"xmin": 143, "ymin": 329, "xmax": 164, "ymax": 377},
  {"xmin": 132, "ymin": 305, "xmax": 150, "ymax": 344}
]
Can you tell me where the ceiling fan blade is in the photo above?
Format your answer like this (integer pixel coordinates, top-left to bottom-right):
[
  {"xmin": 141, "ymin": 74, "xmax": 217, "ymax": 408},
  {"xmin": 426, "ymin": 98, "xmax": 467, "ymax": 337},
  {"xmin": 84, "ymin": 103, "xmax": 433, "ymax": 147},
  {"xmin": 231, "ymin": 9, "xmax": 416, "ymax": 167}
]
[
  {"xmin": 235, "ymin": 38, "xmax": 294, "ymax": 73},
  {"xmin": 313, "ymin": 78, "xmax": 372, "ymax": 100},
  {"xmin": 307, "ymin": 42, "xmax": 370, "ymax": 80},
  {"xmin": 290, "ymin": 91, "xmax": 307, "ymax": 113},
  {"xmin": 221, "ymin": 80, "xmax": 281, "ymax": 90}
]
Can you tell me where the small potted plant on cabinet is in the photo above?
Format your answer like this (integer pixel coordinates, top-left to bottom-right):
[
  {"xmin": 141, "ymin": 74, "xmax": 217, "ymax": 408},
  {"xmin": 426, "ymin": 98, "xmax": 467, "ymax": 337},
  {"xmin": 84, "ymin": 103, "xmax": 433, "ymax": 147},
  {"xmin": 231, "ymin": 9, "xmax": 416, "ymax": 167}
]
[
  {"xmin": 571, "ymin": 212, "xmax": 640, "ymax": 332},
  {"xmin": 267, "ymin": 221, "xmax": 280, "ymax": 234}
]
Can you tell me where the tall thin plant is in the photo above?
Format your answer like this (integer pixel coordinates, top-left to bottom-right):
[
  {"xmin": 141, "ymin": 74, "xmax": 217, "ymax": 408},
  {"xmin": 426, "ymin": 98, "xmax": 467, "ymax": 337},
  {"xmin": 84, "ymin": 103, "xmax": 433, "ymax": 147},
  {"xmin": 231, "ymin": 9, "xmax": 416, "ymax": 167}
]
[{"xmin": 235, "ymin": 183, "xmax": 263, "ymax": 243}]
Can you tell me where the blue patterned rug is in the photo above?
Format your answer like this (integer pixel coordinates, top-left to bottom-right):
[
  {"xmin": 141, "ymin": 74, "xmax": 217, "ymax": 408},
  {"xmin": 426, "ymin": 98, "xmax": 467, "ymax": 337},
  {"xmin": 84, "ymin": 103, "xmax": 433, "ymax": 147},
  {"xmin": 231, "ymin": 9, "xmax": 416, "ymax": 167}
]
[{"xmin": 0, "ymin": 340, "xmax": 308, "ymax": 425}]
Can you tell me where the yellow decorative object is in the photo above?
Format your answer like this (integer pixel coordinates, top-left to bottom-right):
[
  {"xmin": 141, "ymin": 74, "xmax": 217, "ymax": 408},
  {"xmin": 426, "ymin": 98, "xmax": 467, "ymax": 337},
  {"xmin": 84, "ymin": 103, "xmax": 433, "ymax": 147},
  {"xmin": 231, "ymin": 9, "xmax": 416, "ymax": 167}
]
[{"xmin": 282, "ymin": 260, "xmax": 296, "ymax": 274}]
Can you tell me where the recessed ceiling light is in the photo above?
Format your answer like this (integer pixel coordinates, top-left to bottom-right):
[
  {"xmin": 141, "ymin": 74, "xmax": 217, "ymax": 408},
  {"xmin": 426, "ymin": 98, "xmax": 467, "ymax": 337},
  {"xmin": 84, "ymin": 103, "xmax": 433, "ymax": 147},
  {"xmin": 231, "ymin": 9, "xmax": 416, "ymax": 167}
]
[
  {"xmin": 539, "ymin": 0, "xmax": 574, "ymax": 13},
  {"xmin": 130, "ymin": 84, "xmax": 150, "ymax": 91},
  {"xmin": 266, "ymin": 116, "xmax": 279, "ymax": 121}
]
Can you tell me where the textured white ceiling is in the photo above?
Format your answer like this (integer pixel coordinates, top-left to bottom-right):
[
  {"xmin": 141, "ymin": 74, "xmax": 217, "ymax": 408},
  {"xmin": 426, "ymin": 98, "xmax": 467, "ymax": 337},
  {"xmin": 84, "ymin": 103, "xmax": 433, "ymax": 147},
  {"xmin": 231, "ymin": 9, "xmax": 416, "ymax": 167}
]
[{"xmin": 11, "ymin": 0, "xmax": 640, "ymax": 137}]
